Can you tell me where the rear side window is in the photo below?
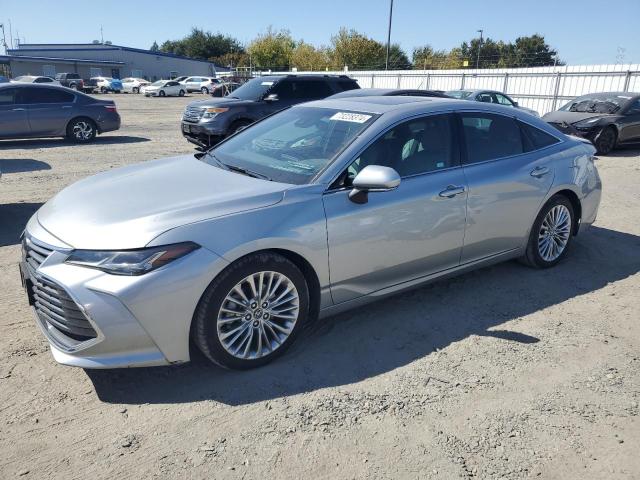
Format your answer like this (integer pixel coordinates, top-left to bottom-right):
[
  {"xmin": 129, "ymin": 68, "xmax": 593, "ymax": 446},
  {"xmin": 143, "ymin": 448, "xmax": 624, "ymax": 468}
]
[
  {"xmin": 461, "ymin": 113, "xmax": 523, "ymax": 164},
  {"xmin": 0, "ymin": 88, "xmax": 15, "ymax": 105},
  {"xmin": 34, "ymin": 77, "xmax": 54, "ymax": 83},
  {"xmin": 519, "ymin": 121, "xmax": 560, "ymax": 152},
  {"xmin": 21, "ymin": 88, "xmax": 75, "ymax": 104},
  {"xmin": 294, "ymin": 80, "xmax": 333, "ymax": 99}
]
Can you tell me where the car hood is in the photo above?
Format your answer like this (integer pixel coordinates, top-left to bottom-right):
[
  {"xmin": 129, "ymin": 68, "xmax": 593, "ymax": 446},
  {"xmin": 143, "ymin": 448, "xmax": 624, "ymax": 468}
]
[
  {"xmin": 542, "ymin": 110, "xmax": 612, "ymax": 125},
  {"xmin": 36, "ymin": 155, "xmax": 288, "ymax": 250},
  {"xmin": 187, "ymin": 97, "xmax": 256, "ymax": 109}
]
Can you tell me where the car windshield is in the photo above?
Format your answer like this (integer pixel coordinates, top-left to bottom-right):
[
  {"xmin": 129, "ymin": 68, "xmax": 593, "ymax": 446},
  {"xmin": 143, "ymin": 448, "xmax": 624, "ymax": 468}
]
[
  {"xmin": 13, "ymin": 76, "xmax": 28, "ymax": 81},
  {"xmin": 151, "ymin": 80, "xmax": 165, "ymax": 86},
  {"xmin": 446, "ymin": 90, "xmax": 473, "ymax": 99},
  {"xmin": 225, "ymin": 77, "xmax": 280, "ymax": 101},
  {"xmin": 206, "ymin": 106, "xmax": 378, "ymax": 184},
  {"xmin": 561, "ymin": 94, "xmax": 630, "ymax": 114}
]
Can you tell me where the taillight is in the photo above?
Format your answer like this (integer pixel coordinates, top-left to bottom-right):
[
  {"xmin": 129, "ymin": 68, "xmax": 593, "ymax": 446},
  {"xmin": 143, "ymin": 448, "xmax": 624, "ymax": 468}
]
[{"xmin": 104, "ymin": 105, "xmax": 117, "ymax": 112}]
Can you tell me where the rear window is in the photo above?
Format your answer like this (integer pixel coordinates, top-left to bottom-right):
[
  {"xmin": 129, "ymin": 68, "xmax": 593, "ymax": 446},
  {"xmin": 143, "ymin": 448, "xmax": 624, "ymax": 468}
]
[
  {"xmin": 335, "ymin": 79, "xmax": 359, "ymax": 92},
  {"xmin": 519, "ymin": 121, "xmax": 560, "ymax": 152}
]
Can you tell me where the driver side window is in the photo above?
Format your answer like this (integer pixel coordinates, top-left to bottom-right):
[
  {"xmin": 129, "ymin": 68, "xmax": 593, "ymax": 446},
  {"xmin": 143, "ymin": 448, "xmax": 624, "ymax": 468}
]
[
  {"xmin": 626, "ymin": 99, "xmax": 640, "ymax": 115},
  {"xmin": 344, "ymin": 114, "xmax": 457, "ymax": 185}
]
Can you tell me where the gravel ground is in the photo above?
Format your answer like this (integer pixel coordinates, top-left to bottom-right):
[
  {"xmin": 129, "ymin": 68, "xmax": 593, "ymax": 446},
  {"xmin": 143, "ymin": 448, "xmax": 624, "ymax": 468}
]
[{"xmin": 1, "ymin": 94, "xmax": 639, "ymax": 479}]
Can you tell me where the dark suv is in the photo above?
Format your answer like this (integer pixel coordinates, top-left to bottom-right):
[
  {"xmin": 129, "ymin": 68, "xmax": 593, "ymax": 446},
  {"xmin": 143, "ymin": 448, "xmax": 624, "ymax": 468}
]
[
  {"xmin": 55, "ymin": 73, "xmax": 84, "ymax": 90},
  {"xmin": 181, "ymin": 74, "xmax": 359, "ymax": 147}
]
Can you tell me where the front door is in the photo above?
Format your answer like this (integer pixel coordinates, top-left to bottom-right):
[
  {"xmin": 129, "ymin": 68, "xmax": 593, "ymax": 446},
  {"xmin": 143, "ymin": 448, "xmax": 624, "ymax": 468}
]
[
  {"xmin": 458, "ymin": 112, "xmax": 556, "ymax": 263},
  {"xmin": 323, "ymin": 114, "xmax": 468, "ymax": 304},
  {"xmin": 619, "ymin": 99, "xmax": 640, "ymax": 143},
  {"xmin": 0, "ymin": 88, "xmax": 30, "ymax": 137},
  {"xmin": 20, "ymin": 87, "xmax": 75, "ymax": 137}
]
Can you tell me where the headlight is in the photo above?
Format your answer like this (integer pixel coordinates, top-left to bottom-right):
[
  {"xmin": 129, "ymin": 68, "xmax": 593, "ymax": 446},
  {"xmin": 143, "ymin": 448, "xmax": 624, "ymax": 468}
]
[
  {"xmin": 202, "ymin": 107, "xmax": 229, "ymax": 119},
  {"xmin": 573, "ymin": 117, "xmax": 601, "ymax": 129},
  {"xmin": 65, "ymin": 242, "xmax": 200, "ymax": 276}
]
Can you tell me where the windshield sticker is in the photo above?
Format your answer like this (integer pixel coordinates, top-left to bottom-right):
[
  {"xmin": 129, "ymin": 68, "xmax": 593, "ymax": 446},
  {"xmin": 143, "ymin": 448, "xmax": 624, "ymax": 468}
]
[
  {"xmin": 261, "ymin": 81, "xmax": 274, "ymax": 86},
  {"xmin": 330, "ymin": 112, "xmax": 372, "ymax": 123}
]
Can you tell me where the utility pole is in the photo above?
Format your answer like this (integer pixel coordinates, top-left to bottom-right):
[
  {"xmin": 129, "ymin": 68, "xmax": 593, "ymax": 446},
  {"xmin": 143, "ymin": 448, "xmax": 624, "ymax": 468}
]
[
  {"xmin": 8, "ymin": 19, "xmax": 13, "ymax": 49},
  {"xmin": 385, "ymin": 0, "xmax": 394, "ymax": 70},
  {"xmin": 100, "ymin": 25, "xmax": 104, "ymax": 44},
  {"xmin": 476, "ymin": 29, "xmax": 483, "ymax": 70},
  {"xmin": 0, "ymin": 24, "xmax": 7, "ymax": 55}
]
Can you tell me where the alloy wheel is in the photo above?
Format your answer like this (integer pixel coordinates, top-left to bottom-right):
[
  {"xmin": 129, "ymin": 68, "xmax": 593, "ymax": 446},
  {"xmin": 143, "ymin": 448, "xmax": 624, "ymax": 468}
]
[
  {"xmin": 216, "ymin": 271, "xmax": 300, "ymax": 360},
  {"xmin": 537, "ymin": 204, "xmax": 571, "ymax": 261},
  {"xmin": 72, "ymin": 121, "xmax": 94, "ymax": 141}
]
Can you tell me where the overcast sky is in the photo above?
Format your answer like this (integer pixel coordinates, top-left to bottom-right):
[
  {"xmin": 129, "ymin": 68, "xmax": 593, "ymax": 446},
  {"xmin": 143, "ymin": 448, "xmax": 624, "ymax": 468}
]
[{"xmin": 2, "ymin": 0, "xmax": 638, "ymax": 65}]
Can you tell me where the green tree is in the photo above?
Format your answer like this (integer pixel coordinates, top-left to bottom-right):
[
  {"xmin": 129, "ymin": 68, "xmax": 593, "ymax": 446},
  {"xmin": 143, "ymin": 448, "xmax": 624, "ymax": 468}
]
[
  {"xmin": 329, "ymin": 28, "xmax": 386, "ymax": 70},
  {"xmin": 412, "ymin": 45, "xmax": 449, "ymax": 69},
  {"xmin": 160, "ymin": 28, "xmax": 244, "ymax": 60},
  {"xmin": 150, "ymin": 41, "xmax": 159, "ymax": 52},
  {"xmin": 386, "ymin": 44, "xmax": 411, "ymax": 70},
  {"xmin": 290, "ymin": 41, "xmax": 331, "ymax": 71},
  {"xmin": 247, "ymin": 27, "xmax": 295, "ymax": 69}
]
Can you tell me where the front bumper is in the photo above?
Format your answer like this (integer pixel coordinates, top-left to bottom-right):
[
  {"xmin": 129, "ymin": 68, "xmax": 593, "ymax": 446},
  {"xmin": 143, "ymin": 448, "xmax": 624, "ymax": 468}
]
[
  {"xmin": 181, "ymin": 121, "xmax": 225, "ymax": 147},
  {"xmin": 548, "ymin": 121, "xmax": 598, "ymax": 141},
  {"xmin": 22, "ymin": 217, "xmax": 229, "ymax": 368}
]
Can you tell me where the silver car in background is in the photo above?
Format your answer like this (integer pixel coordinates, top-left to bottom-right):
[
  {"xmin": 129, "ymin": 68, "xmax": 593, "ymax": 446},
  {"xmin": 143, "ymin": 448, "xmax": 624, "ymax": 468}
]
[
  {"xmin": 21, "ymin": 96, "xmax": 601, "ymax": 370},
  {"xmin": 446, "ymin": 89, "xmax": 540, "ymax": 116}
]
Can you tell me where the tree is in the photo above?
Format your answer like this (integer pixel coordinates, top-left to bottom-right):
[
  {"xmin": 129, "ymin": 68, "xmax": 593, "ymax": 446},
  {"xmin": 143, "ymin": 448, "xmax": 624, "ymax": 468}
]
[
  {"xmin": 386, "ymin": 44, "xmax": 411, "ymax": 70},
  {"xmin": 290, "ymin": 41, "xmax": 330, "ymax": 71},
  {"xmin": 160, "ymin": 28, "xmax": 244, "ymax": 60},
  {"xmin": 150, "ymin": 41, "xmax": 159, "ymax": 52},
  {"xmin": 247, "ymin": 27, "xmax": 295, "ymax": 69},
  {"xmin": 212, "ymin": 51, "xmax": 251, "ymax": 69},
  {"xmin": 412, "ymin": 45, "xmax": 449, "ymax": 69},
  {"xmin": 329, "ymin": 28, "xmax": 386, "ymax": 70}
]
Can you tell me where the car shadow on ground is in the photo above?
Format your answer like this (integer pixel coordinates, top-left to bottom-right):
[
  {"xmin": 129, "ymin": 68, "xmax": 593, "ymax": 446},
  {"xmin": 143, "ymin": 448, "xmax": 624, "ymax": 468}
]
[
  {"xmin": 0, "ymin": 136, "xmax": 150, "ymax": 149},
  {"xmin": 87, "ymin": 226, "xmax": 640, "ymax": 406},
  {"xmin": 0, "ymin": 159, "xmax": 51, "ymax": 174},
  {"xmin": 0, "ymin": 202, "xmax": 43, "ymax": 247},
  {"xmin": 606, "ymin": 145, "xmax": 640, "ymax": 158}
]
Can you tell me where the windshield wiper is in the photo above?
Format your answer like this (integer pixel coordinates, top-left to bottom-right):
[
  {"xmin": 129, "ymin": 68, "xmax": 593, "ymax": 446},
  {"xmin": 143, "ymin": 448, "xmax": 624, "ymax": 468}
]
[
  {"xmin": 203, "ymin": 151, "xmax": 229, "ymax": 170},
  {"xmin": 225, "ymin": 164, "xmax": 272, "ymax": 181}
]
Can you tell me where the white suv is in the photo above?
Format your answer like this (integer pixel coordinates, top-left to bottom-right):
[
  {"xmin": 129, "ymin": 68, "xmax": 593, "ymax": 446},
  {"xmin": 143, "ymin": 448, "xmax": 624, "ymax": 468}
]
[{"xmin": 180, "ymin": 76, "xmax": 220, "ymax": 94}]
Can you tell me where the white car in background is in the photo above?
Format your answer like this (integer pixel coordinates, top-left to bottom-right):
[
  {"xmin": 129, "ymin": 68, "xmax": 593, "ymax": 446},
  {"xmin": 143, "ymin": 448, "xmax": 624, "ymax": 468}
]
[
  {"xmin": 11, "ymin": 75, "xmax": 61, "ymax": 85},
  {"xmin": 121, "ymin": 77, "xmax": 150, "ymax": 94},
  {"xmin": 180, "ymin": 76, "xmax": 220, "ymax": 94},
  {"xmin": 141, "ymin": 80, "xmax": 185, "ymax": 97}
]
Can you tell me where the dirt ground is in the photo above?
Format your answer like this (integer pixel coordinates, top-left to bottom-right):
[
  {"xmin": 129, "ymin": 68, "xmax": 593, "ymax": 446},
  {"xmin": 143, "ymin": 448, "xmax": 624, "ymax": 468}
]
[{"xmin": 1, "ymin": 94, "xmax": 638, "ymax": 480}]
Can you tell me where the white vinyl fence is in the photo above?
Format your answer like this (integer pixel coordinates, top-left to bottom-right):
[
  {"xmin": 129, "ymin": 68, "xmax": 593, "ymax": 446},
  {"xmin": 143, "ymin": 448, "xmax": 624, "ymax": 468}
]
[{"xmin": 261, "ymin": 64, "xmax": 640, "ymax": 116}]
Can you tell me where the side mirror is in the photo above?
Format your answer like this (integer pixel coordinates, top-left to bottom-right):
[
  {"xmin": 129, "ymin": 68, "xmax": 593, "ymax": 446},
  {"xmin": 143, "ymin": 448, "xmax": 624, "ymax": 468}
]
[
  {"xmin": 264, "ymin": 93, "xmax": 279, "ymax": 102},
  {"xmin": 349, "ymin": 165, "xmax": 401, "ymax": 204},
  {"xmin": 513, "ymin": 101, "xmax": 519, "ymax": 107}
]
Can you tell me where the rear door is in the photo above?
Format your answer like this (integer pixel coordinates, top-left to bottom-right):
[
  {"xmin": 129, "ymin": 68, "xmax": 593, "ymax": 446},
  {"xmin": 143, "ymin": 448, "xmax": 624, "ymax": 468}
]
[
  {"xmin": 0, "ymin": 88, "xmax": 30, "ymax": 137},
  {"xmin": 21, "ymin": 87, "xmax": 76, "ymax": 136},
  {"xmin": 458, "ymin": 112, "xmax": 559, "ymax": 263}
]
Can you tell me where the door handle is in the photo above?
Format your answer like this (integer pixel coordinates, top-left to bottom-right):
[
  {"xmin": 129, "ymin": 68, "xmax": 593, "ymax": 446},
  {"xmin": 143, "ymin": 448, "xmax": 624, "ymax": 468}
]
[
  {"xmin": 62, "ymin": 105, "xmax": 72, "ymax": 109},
  {"xmin": 530, "ymin": 166, "xmax": 550, "ymax": 178},
  {"xmin": 439, "ymin": 185, "xmax": 466, "ymax": 198},
  {"xmin": 12, "ymin": 108, "xmax": 25, "ymax": 111}
]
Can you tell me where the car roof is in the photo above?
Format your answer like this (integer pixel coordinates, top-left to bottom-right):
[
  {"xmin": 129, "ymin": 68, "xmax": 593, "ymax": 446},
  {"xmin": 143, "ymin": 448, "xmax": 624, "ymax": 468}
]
[
  {"xmin": 302, "ymin": 95, "xmax": 460, "ymax": 114},
  {"xmin": 0, "ymin": 82, "xmax": 67, "ymax": 89},
  {"xmin": 329, "ymin": 88, "xmax": 448, "ymax": 99}
]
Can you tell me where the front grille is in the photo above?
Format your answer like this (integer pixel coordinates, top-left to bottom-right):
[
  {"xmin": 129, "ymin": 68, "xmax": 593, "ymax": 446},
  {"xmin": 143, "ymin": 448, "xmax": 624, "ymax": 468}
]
[
  {"xmin": 32, "ymin": 275, "xmax": 97, "ymax": 341},
  {"xmin": 23, "ymin": 236, "xmax": 54, "ymax": 278},
  {"xmin": 22, "ymin": 235, "xmax": 97, "ymax": 342},
  {"xmin": 183, "ymin": 106, "xmax": 204, "ymax": 122}
]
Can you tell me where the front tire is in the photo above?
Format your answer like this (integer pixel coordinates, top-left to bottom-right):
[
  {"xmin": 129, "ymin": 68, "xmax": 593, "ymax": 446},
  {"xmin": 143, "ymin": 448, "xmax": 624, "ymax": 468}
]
[
  {"xmin": 193, "ymin": 252, "xmax": 310, "ymax": 370},
  {"xmin": 133, "ymin": 87, "xmax": 139, "ymax": 94},
  {"xmin": 159, "ymin": 90, "xmax": 166, "ymax": 97},
  {"xmin": 100, "ymin": 86, "xmax": 107, "ymax": 94},
  {"xmin": 178, "ymin": 89, "xmax": 185, "ymax": 97},
  {"xmin": 66, "ymin": 118, "xmax": 97, "ymax": 143},
  {"xmin": 594, "ymin": 126, "xmax": 616, "ymax": 155},
  {"xmin": 201, "ymin": 87, "xmax": 209, "ymax": 94},
  {"xmin": 521, "ymin": 195, "xmax": 575, "ymax": 268}
]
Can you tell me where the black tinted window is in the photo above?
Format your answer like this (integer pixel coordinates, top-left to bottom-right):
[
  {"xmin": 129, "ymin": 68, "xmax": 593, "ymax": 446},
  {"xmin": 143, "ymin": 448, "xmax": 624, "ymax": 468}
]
[
  {"xmin": 461, "ymin": 113, "xmax": 523, "ymax": 164},
  {"xmin": 349, "ymin": 114, "xmax": 457, "ymax": 179},
  {"xmin": 336, "ymin": 80, "xmax": 359, "ymax": 92},
  {"xmin": 519, "ymin": 121, "xmax": 560, "ymax": 151},
  {"xmin": 294, "ymin": 80, "xmax": 333, "ymax": 99},
  {"xmin": 22, "ymin": 88, "xmax": 75, "ymax": 104},
  {"xmin": 272, "ymin": 80, "xmax": 295, "ymax": 100},
  {"xmin": 0, "ymin": 88, "xmax": 15, "ymax": 105},
  {"xmin": 626, "ymin": 99, "xmax": 640, "ymax": 115},
  {"xmin": 34, "ymin": 77, "xmax": 53, "ymax": 83}
]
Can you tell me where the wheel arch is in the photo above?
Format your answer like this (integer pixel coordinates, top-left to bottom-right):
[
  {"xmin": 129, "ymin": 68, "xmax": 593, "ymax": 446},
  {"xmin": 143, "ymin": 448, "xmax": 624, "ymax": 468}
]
[
  {"xmin": 549, "ymin": 188, "xmax": 582, "ymax": 235},
  {"xmin": 66, "ymin": 115, "xmax": 99, "ymax": 135}
]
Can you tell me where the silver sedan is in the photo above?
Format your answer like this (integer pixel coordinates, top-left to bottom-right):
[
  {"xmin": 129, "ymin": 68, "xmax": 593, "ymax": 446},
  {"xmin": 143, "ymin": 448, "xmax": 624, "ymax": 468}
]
[{"xmin": 21, "ymin": 96, "xmax": 602, "ymax": 370}]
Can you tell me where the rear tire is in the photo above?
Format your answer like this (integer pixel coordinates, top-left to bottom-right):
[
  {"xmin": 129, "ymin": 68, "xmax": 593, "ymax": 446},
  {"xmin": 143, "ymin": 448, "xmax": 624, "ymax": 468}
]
[
  {"xmin": 66, "ymin": 117, "xmax": 97, "ymax": 143},
  {"xmin": 201, "ymin": 87, "xmax": 209, "ymax": 94},
  {"xmin": 100, "ymin": 86, "xmax": 107, "ymax": 94},
  {"xmin": 133, "ymin": 87, "xmax": 139, "ymax": 94},
  {"xmin": 178, "ymin": 89, "xmax": 185, "ymax": 97},
  {"xmin": 521, "ymin": 194, "xmax": 575, "ymax": 268},
  {"xmin": 594, "ymin": 126, "xmax": 616, "ymax": 155},
  {"xmin": 193, "ymin": 252, "xmax": 310, "ymax": 370}
]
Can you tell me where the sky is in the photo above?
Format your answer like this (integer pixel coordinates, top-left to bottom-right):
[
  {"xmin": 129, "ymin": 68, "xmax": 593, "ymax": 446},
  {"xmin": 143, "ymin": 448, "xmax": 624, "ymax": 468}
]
[{"xmin": 1, "ymin": 0, "xmax": 639, "ymax": 65}]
